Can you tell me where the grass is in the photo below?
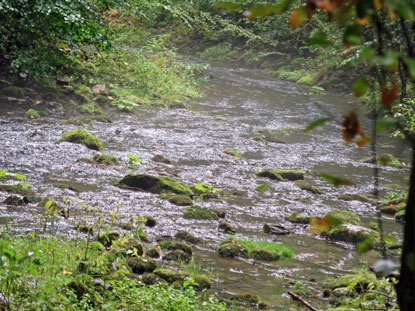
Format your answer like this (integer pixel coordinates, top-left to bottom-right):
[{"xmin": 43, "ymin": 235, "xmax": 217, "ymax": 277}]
[
  {"xmin": 230, "ymin": 236, "xmax": 294, "ymax": 259},
  {"xmin": 0, "ymin": 233, "xmax": 235, "ymax": 310}
]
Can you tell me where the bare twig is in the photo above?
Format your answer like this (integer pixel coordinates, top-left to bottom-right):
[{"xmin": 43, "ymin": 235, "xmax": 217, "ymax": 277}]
[{"xmin": 288, "ymin": 291, "xmax": 319, "ymax": 311}]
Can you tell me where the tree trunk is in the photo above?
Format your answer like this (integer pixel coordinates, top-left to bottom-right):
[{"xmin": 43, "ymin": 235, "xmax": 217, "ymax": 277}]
[{"xmin": 396, "ymin": 146, "xmax": 415, "ymax": 310}]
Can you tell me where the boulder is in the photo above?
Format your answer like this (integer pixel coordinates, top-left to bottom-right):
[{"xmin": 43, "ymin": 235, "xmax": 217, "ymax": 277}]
[
  {"xmin": 183, "ymin": 206, "xmax": 220, "ymax": 220},
  {"xmin": 92, "ymin": 154, "xmax": 119, "ymax": 165},
  {"xmin": 174, "ymin": 230, "xmax": 201, "ymax": 244},
  {"xmin": 60, "ymin": 129, "xmax": 103, "ymax": 151},
  {"xmin": 219, "ymin": 222, "xmax": 236, "ymax": 234},
  {"xmin": 322, "ymin": 223, "xmax": 378, "ymax": 244},
  {"xmin": 159, "ymin": 241, "xmax": 192, "ymax": 256},
  {"xmin": 167, "ymin": 194, "xmax": 193, "ymax": 206},
  {"xmin": 118, "ymin": 174, "xmax": 193, "ymax": 195},
  {"xmin": 263, "ymin": 223, "xmax": 290, "ymax": 235},
  {"xmin": 286, "ymin": 213, "xmax": 311, "ymax": 224},
  {"xmin": 218, "ymin": 243, "xmax": 249, "ymax": 258},
  {"xmin": 163, "ymin": 250, "xmax": 191, "ymax": 262},
  {"xmin": 295, "ymin": 180, "xmax": 323, "ymax": 194},
  {"xmin": 126, "ymin": 257, "xmax": 157, "ymax": 274}
]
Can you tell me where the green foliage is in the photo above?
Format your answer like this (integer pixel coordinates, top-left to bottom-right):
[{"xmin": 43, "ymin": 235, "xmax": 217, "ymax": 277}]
[
  {"xmin": 0, "ymin": 0, "xmax": 112, "ymax": 77},
  {"xmin": 127, "ymin": 155, "xmax": 147, "ymax": 168},
  {"xmin": 229, "ymin": 236, "xmax": 294, "ymax": 259}
]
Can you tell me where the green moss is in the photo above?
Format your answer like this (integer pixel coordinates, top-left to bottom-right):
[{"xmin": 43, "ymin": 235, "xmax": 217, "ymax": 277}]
[
  {"xmin": 92, "ymin": 154, "xmax": 119, "ymax": 165},
  {"xmin": 192, "ymin": 275, "xmax": 212, "ymax": 290},
  {"xmin": 145, "ymin": 248, "xmax": 160, "ymax": 258},
  {"xmin": 60, "ymin": 118, "xmax": 86, "ymax": 126},
  {"xmin": 126, "ymin": 257, "xmax": 157, "ymax": 274},
  {"xmin": 323, "ymin": 272, "xmax": 377, "ymax": 290},
  {"xmin": 256, "ymin": 170, "xmax": 283, "ymax": 181},
  {"xmin": 77, "ymin": 102, "xmax": 103, "ymax": 115},
  {"xmin": 26, "ymin": 109, "xmax": 40, "ymax": 119},
  {"xmin": 0, "ymin": 86, "xmax": 25, "ymax": 98},
  {"xmin": 118, "ymin": 174, "xmax": 193, "ymax": 195},
  {"xmin": 141, "ymin": 273, "xmax": 163, "ymax": 285},
  {"xmin": 230, "ymin": 293, "xmax": 260, "ymax": 304},
  {"xmin": 395, "ymin": 209, "xmax": 405, "ymax": 223},
  {"xmin": 167, "ymin": 194, "xmax": 193, "ymax": 206},
  {"xmin": 0, "ymin": 184, "xmax": 34, "ymax": 196},
  {"xmin": 174, "ymin": 230, "xmax": 201, "ymax": 244},
  {"xmin": 152, "ymin": 154, "xmax": 173, "ymax": 164},
  {"xmin": 60, "ymin": 129, "xmax": 104, "ymax": 151},
  {"xmin": 160, "ymin": 241, "xmax": 193, "ymax": 256},
  {"xmin": 378, "ymin": 153, "xmax": 404, "ymax": 167},
  {"xmin": 74, "ymin": 84, "xmax": 93, "ymax": 97},
  {"xmin": 153, "ymin": 268, "xmax": 188, "ymax": 283},
  {"xmin": 232, "ymin": 237, "xmax": 294, "ymax": 259},
  {"xmin": 295, "ymin": 180, "xmax": 323, "ymax": 194},
  {"xmin": 297, "ymin": 73, "xmax": 315, "ymax": 85},
  {"xmin": 183, "ymin": 206, "xmax": 220, "ymax": 220},
  {"xmin": 224, "ymin": 148, "xmax": 243, "ymax": 159}
]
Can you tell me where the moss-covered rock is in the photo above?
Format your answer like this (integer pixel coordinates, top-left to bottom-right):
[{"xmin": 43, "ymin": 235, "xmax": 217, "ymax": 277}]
[
  {"xmin": 230, "ymin": 293, "xmax": 260, "ymax": 305},
  {"xmin": 92, "ymin": 154, "xmax": 119, "ymax": 165},
  {"xmin": 286, "ymin": 213, "xmax": 311, "ymax": 224},
  {"xmin": 256, "ymin": 170, "xmax": 284, "ymax": 181},
  {"xmin": 152, "ymin": 154, "xmax": 173, "ymax": 164},
  {"xmin": 144, "ymin": 216, "xmax": 157, "ymax": 227},
  {"xmin": 338, "ymin": 193, "xmax": 374, "ymax": 204},
  {"xmin": 174, "ymin": 230, "xmax": 201, "ymax": 244},
  {"xmin": 145, "ymin": 248, "xmax": 160, "ymax": 258},
  {"xmin": 77, "ymin": 102, "xmax": 103, "ymax": 115},
  {"xmin": 96, "ymin": 232, "xmax": 120, "ymax": 247},
  {"xmin": 126, "ymin": 257, "xmax": 157, "ymax": 274},
  {"xmin": 163, "ymin": 250, "xmax": 191, "ymax": 262},
  {"xmin": 322, "ymin": 224, "xmax": 378, "ymax": 244},
  {"xmin": 0, "ymin": 86, "xmax": 25, "ymax": 98},
  {"xmin": 218, "ymin": 243, "xmax": 249, "ymax": 258},
  {"xmin": 395, "ymin": 209, "xmax": 405, "ymax": 223},
  {"xmin": 167, "ymin": 194, "xmax": 193, "ymax": 206},
  {"xmin": 160, "ymin": 241, "xmax": 193, "ymax": 256},
  {"xmin": 122, "ymin": 240, "xmax": 144, "ymax": 257},
  {"xmin": 25, "ymin": 109, "xmax": 40, "ymax": 119},
  {"xmin": 183, "ymin": 206, "xmax": 221, "ymax": 220},
  {"xmin": 325, "ymin": 209, "xmax": 361, "ymax": 225},
  {"xmin": 251, "ymin": 249, "xmax": 280, "ymax": 261},
  {"xmin": 141, "ymin": 273, "xmax": 164, "ymax": 285},
  {"xmin": 257, "ymin": 169, "xmax": 304, "ymax": 181},
  {"xmin": 219, "ymin": 222, "xmax": 235, "ymax": 234},
  {"xmin": 60, "ymin": 129, "xmax": 104, "ymax": 151},
  {"xmin": 153, "ymin": 268, "xmax": 188, "ymax": 283},
  {"xmin": 192, "ymin": 275, "xmax": 212, "ymax": 290},
  {"xmin": 295, "ymin": 180, "xmax": 323, "ymax": 194},
  {"xmin": 118, "ymin": 174, "xmax": 193, "ymax": 195},
  {"xmin": 378, "ymin": 153, "xmax": 404, "ymax": 167}
]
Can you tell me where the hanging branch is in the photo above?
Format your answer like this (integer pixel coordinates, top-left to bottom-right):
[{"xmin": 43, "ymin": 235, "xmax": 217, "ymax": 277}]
[{"xmin": 288, "ymin": 291, "xmax": 319, "ymax": 311}]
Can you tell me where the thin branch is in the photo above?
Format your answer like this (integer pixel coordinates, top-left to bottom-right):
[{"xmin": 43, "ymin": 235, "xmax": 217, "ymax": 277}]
[{"xmin": 288, "ymin": 291, "xmax": 319, "ymax": 311}]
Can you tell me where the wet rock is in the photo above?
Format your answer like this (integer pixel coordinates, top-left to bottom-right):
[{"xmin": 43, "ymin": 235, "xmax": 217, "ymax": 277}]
[
  {"xmin": 251, "ymin": 249, "xmax": 279, "ymax": 261},
  {"xmin": 322, "ymin": 223, "xmax": 378, "ymax": 244},
  {"xmin": 230, "ymin": 293, "xmax": 260, "ymax": 305},
  {"xmin": 163, "ymin": 250, "xmax": 191, "ymax": 262},
  {"xmin": 126, "ymin": 257, "xmax": 157, "ymax": 274},
  {"xmin": 118, "ymin": 174, "xmax": 193, "ymax": 195},
  {"xmin": 77, "ymin": 102, "xmax": 103, "ymax": 115},
  {"xmin": 295, "ymin": 180, "xmax": 323, "ymax": 194},
  {"xmin": 0, "ymin": 86, "xmax": 25, "ymax": 98},
  {"xmin": 256, "ymin": 170, "xmax": 283, "ymax": 181},
  {"xmin": 96, "ymin": 232, "xmax": 120, "ymax": 247},
  {"xmin": 332, "ymin": 287, "xmax": 353, "ymax": 297},
  {"xmin": 160, "ymin": 241, "xmax": 192, "ymax": 256},
  {"xmin": 141, "ymin": 273, "xmax": 164, "ymax": 285},
  {"xmin": 218, "ymin": 243, "xmax": 249, "ymax": 258},
  {"xmin": 145, "ymin": 248, "xmax": 160, "ymax": 258},
  {"xmin": 25, "ymin": 109, "xmax": 40, "ymax": 119},
  {"xmin": 263, "ymin": 223, "xmax": 290, "ymax": 235},
  {"xmin": 338, "ymin": 193, "xmax": 374, "ymax": 204},
  {"xmin": 183, "ymin": 206, "xmax": 221, "ymax": 220},
  {"xmin": 285, "ymin": 213, "xmax": 311, "ymax": 224},
  {"xmin": 192, "ymin": 275, "xmax": 212, "ymax": 290},
  {"xmin": 92, "ymin": 84, "xmax": 106, "ymax": 95},
  {"xmin": 152, "ymin": 154, "xmax": 173, "ymax": 164},
  {"xmin": 3, "ymin": 195, "xmax": 28, "ymax": 206},
  {"xmin": 92, "ymin": 153, "xmax": 119, "ymax": 165},
  {"xmin": 153, "ymin": 268, "xmax": 188, "ymax": 283},
  {"xmin": 219, "ymin": 222, "xmax": 235, "ymax": 234},
  {"xmin": 174, "ymin": 230, "xmax": 201, "ymax": 244},
  {"xmin": 60, "ymin": 129, "xmax": 104, "ymax": 151},
  {"xmin": 167, "ymin": 194, "xmax": 193, "ymax": 206},
  {"xmin": 395, "ymin": 209, "xmax": 405, "ymax": 223},
  {"xmin": 144, "ymin": 216, "xmax": 157, "ymax": 227}
]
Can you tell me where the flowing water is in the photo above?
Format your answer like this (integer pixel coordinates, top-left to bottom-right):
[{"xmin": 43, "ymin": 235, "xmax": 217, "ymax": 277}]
[{"xmin": 0, "ymin": 60, "xmax": 409, "ymax": 309}]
